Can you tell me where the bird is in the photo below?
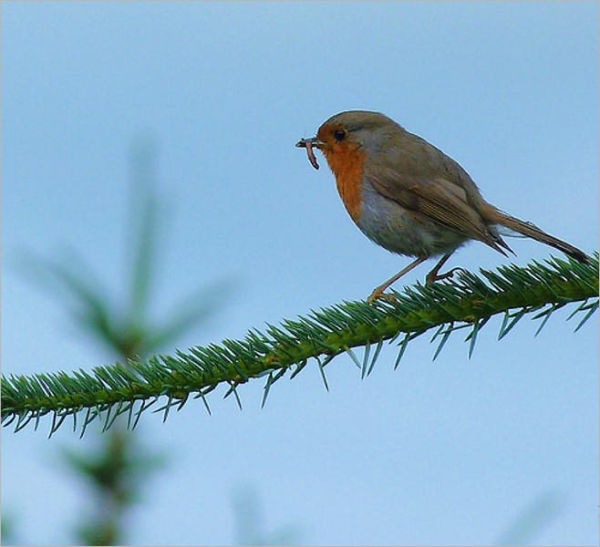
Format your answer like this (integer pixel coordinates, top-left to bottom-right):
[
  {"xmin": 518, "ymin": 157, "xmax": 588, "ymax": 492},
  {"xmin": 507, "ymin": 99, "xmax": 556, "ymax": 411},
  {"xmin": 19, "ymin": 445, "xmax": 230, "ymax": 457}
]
[{"xmin": 296, "ymin": 110, "xmax": 588, "ymax": 302}]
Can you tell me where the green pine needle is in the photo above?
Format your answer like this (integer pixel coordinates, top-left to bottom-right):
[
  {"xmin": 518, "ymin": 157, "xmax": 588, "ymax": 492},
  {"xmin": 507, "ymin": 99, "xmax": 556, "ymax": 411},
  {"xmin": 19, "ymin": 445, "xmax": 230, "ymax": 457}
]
[{"xmin": 2, "ymin": 253, "xmax": 598, "ymax": 436}]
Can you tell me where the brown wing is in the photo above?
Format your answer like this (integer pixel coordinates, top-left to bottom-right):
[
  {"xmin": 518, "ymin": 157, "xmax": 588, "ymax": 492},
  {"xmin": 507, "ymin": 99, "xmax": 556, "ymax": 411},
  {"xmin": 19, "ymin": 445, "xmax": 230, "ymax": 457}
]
[{"xmin": 365, "ymin": 162, "xmax": 511, "ymax": 255}]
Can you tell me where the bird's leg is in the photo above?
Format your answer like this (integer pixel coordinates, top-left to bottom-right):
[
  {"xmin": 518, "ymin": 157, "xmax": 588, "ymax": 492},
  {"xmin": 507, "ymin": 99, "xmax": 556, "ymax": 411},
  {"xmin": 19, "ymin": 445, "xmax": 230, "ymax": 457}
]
[
  {"xmin": 425, "ymin": 252, "xmax": 463, "ymax": 285},
  {"xmin": 367, "ymin": 256, "xmax": 428, "ymax": 302}
]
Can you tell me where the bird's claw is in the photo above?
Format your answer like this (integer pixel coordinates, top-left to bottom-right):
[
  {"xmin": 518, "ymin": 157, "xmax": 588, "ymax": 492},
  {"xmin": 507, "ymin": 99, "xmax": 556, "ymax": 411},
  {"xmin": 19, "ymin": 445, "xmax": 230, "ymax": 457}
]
[
  {"xmin": 425, "ymin": 267, "xmax": 467, "ymax": 286},
  {"xmin": 367, "ymin": 290, "xmax": 397, "ymax": 303}
]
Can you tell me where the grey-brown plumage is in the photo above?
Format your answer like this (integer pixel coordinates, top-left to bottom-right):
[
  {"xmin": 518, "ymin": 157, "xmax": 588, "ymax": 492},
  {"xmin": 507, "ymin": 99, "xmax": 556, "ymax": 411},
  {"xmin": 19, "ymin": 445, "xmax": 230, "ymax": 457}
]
[{"xmin": 298, "ymin": 110, "xmax": 588, "ymax": 300}]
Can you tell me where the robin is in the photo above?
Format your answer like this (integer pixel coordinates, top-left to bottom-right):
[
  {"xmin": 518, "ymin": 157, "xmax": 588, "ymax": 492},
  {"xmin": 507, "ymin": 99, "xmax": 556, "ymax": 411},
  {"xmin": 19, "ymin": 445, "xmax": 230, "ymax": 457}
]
[{"xmin": 296, "ymin": 110, "xmax": 588, "ymax": 302}]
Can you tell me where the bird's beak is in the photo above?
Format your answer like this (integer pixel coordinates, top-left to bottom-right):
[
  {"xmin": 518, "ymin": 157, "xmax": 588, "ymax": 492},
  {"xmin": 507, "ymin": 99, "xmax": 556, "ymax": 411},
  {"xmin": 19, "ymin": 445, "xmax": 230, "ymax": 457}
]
[
  {"xmin": 296, "ymin": 136, "xmax": 324, "ymax": 170},
  {"xmin": 295, "ymin": 136, "xmax": 324, "ymax": 149}
]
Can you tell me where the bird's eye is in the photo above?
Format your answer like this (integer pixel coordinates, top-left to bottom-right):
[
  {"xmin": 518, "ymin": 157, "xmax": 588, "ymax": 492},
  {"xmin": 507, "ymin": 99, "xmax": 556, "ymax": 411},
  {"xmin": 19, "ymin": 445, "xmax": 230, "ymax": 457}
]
[{"xmin": 333, "ymin": 128, "xmax": 346, "ymax": 142}]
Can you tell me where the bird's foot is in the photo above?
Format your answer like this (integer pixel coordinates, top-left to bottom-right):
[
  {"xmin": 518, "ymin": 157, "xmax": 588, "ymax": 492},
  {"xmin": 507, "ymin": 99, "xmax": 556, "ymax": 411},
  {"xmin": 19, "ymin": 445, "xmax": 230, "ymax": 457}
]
[
  {"xmin": 425, "ymin": 267, "xmax": 467, "ymax": 286},
  {"xmin": 366, "ymin": 289, "xmax": 397, "ymax": 303}
]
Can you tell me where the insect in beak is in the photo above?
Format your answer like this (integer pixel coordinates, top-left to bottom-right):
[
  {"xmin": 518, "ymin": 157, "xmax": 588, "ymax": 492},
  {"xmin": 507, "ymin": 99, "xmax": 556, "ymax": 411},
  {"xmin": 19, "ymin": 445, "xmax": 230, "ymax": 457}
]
[{"xmin": 296, "ymin": 137, "xmax": 324, "ymax": 170}]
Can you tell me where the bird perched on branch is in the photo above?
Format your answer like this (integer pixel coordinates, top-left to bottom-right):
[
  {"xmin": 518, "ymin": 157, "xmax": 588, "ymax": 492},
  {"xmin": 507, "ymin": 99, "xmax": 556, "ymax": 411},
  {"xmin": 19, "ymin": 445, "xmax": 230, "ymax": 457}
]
[{"xmin": 297, "ymin": 110, "xmax": 588, "ymax": 302}]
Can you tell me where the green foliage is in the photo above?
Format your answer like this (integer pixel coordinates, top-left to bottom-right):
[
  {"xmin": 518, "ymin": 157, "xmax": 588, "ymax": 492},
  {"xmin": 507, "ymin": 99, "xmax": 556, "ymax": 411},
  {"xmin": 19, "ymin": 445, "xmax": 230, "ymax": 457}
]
[
  {"xmin": 3, "ymin": 253, "xmax": 597, "ymax": 437},
  {"xmin": 8, "ymin": 139, "xmax": 230, "ymax": 545}
]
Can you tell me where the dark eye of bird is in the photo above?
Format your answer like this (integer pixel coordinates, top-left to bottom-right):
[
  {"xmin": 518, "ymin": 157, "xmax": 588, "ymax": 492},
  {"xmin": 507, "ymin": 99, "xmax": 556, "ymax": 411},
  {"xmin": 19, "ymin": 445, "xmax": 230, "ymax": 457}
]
[{"xmin": 333, "ymin": 128, "xmax": 346, "ymax": 142}]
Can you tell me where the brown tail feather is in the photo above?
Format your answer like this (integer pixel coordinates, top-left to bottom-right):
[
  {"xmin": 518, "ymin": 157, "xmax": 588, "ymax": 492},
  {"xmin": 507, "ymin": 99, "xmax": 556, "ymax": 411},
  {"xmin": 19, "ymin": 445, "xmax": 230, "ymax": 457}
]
[{"xmin": 484, "ymin": 207, "xmax": 589, "ymax": 263}]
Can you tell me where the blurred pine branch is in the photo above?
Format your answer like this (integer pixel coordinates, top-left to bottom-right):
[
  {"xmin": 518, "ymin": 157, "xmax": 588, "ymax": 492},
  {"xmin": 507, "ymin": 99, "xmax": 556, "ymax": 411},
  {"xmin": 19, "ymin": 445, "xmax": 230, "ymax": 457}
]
[
  {"xmin": 3, "ymin": 253, "xmax": 597, "ymax": 437},
  {"xmin": 7, "ymin": 138, "xmax": 230, "ymax": 544}
]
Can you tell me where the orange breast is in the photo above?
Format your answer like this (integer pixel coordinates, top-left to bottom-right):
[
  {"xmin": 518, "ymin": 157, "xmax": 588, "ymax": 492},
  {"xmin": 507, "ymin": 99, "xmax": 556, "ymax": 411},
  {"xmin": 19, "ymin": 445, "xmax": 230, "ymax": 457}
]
[{"xmin": 322, "ymin": 143, "xmax": 365, "ymax": 223}]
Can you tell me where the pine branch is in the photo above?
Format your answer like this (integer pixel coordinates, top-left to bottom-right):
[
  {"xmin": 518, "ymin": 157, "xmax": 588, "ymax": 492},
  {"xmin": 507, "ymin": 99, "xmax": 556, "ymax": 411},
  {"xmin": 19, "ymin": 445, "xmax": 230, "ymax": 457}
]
[{"xmin": 3, "ymin": 253, "xmax": 597, "ymax": 436}]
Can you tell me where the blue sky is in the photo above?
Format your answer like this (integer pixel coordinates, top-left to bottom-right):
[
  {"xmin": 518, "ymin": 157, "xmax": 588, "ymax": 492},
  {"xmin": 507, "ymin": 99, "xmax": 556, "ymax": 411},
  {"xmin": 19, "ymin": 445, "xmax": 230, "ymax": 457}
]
[{"xmin": 2, "ymin": 2, "xmax": 598, "ymax": 544}]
